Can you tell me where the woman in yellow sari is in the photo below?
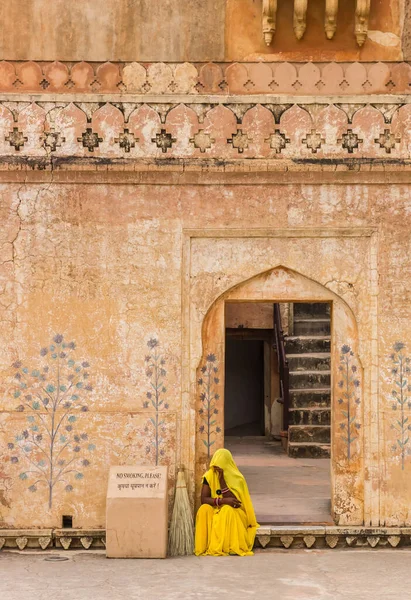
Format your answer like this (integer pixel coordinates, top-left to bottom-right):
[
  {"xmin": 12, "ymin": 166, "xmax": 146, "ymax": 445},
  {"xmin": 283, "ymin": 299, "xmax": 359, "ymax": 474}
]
[{"xmin": 195, "ymin": 448, "xmax": 259, "ymax": 556}]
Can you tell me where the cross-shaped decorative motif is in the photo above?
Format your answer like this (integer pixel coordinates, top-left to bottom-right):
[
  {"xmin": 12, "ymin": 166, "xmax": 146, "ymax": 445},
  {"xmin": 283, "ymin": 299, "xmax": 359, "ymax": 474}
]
[
  {"xmin": 114, "ymin": 129, "xmax": 139, "ymax": 153},
  {"xmin": 5, "ymin": 128, "xmax": 28, "ymax": 151},
  {"xmin": 151, "ymin": 129, "xmax": 176, "ymax": 153},
  {"xmin": 339, "ymin": 129, "xmax": 363, "ymax": 154},
  {"xmin": 302, "ymin": 130, "xmax": 325, "ymax": 154},
  {"xmin": 190, "ymin": 129, "xmax": 215, "ymax": 153},
  {"xmin": 227, "ymin": 130, "xmax": 251, "ymax": 154},
  {"xmin": 77, "ymin": 128, "xmax": 103, "ymax": 152},
  {"xmin": 265, "ymin": 130, "xmax": 290, "ymax": 154},
  {"xmin": 374, "ymin": 129, "xmax": 401, "ymax": 154},
  {"xmin": 41, "ymin": 130, "xmax": 65, "ymax": 152}
]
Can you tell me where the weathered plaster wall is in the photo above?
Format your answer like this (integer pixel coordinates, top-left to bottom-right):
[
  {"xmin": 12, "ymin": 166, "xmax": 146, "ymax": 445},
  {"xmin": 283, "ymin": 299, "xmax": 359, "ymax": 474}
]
[
  {"xmin": 0, "ymin": 0, "xmax": 226, "ymax": 62},
  {"xmin": 0, "ymin": 178, "xmax": 410, "ymax": 527},
  {"xmin": 0, "ymin": 0, "xmax": 405, "ymax": 62}
]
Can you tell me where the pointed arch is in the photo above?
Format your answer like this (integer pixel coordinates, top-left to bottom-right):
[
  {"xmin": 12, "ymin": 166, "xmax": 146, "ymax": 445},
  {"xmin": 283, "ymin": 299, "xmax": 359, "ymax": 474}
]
[{"xmin": 194, "ymin": 264, "xmax": 364, "ymax": 527}]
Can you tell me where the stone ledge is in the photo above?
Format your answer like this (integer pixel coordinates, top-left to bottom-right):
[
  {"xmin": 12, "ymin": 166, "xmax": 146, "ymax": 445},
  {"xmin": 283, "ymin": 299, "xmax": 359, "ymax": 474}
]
[
  {"xmin": 0, "ymin": 529, "xmax": 54, "ymax": 550},
  {"xmin": 0, "ymin": 529, "xmax": 105, "ymax": 550},
  {"xmin": 255, "ymin": 526, "xmax": 409, "ymax": 549},
  {"xmin": 1, "ymin": 527, "xmax": 411, "ymax": 551}
]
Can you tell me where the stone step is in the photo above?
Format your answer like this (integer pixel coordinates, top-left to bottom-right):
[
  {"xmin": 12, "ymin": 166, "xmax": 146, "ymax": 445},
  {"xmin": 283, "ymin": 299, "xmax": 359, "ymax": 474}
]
[
  {"xmin": 293, "ymin": 318, "xmax": 331, "ymax": 336},
  {"xmin": 288, "ymin": 442, "xmax": 331, "ymax": 459},
  {"xmin": 290, "ymin": 388, "xmax": 331, "ymax": 408},
  {"xmin": 289, "ymin": 370, "xmax": 331, "ymax": 389},
  {"xmin": 289, "ymin": 407, "xmax": 331, "ymax": 426},
  {"xmin": 288, "ymin": 425, "xmax": 331, "ymax": 444},
  {"xmin": 285, "ymin": 336, "xmax": 331, "ymax": 354},
  {"xmin": 287, "ymin": 353, "xmax": 331, "ymax": 372},
  {"xmin": 293, "ymin": 302, "xmax": 331, "ymax": 319}
]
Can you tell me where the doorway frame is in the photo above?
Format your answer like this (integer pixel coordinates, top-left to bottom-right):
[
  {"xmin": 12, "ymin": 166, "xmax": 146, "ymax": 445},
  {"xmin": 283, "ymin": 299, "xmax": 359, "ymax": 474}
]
[{"xmin": 181, "ymin": 227, "xmax": 379, "ymax": 527}]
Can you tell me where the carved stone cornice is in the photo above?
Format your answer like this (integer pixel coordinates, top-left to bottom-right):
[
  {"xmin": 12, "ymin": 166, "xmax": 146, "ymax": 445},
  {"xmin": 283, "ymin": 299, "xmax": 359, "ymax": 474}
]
[{"xmin": 0, "ymin": 60, "xmax": 406, "ymax": 97}]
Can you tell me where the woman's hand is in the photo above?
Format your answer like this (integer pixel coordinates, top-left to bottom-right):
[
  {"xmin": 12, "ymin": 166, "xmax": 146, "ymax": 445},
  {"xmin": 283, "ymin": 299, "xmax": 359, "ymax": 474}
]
[
  {"xmin": 213, "ymin": 466, "xmax": 224, "ymax": 481},
  {"xmin": 224, "ymin": 497, "xmax": 242, "ymax": 509}
]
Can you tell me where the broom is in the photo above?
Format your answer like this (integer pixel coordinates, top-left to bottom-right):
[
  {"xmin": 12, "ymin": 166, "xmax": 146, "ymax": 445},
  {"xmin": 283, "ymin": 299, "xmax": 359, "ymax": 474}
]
[{"xmin": 168, "ymin": 467, "xmax": 194, "ymax": 556}]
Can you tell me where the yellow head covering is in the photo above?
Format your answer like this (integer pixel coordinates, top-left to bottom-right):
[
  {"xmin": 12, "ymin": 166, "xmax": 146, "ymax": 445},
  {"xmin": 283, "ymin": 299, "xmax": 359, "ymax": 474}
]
[{"xmin": 203, "ymin": 448, "xmax": 259, "ymax": 532}]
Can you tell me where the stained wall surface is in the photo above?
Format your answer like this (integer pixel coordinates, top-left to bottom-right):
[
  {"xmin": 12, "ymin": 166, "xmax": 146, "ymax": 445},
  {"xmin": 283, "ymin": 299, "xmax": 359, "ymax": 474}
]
[
  {"xmin": 1, "ymin": 0, "xmax": 411, "ymax": 539},
  {"xmin": 0, "ymin": 174, "xmax": 410, "ymax": 528},
  {"xmin": 0, "ymin": 0, "xmax": 407, "ymax": 62}
]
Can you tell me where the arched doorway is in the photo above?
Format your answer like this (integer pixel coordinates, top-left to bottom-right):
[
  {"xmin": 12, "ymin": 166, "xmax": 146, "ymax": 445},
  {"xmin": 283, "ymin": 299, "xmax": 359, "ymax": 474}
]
[{"xmin": 194, "ymin": 266, "xmax": 364, "ymax": 526}]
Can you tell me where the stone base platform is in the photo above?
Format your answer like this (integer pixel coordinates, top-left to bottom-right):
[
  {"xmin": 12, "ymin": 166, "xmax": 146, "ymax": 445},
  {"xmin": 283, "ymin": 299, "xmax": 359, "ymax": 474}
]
[
  {"xmin": 1, "ymin": 526, "xmax": 411, "ymax": 552},
  {"xmin": 0, "ymin": 529, "xmax": 105, "ymax": 551},
  {"xmin": 255, "ymin": 526, "xmax": 411, "ymax": 550}
]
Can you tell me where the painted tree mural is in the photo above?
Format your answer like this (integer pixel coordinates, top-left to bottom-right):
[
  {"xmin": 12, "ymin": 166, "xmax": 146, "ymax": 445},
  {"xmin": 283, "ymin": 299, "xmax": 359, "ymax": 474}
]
[
  {"xmin": 0, "ymin": 421, "xmax": 12, "ymax": 515},
  {"xmin": 7, "ymin": 334, "xmax": 95, "ymax": 508},
  {"xmin": 338, "ymin": 345, "xmax": 361, "ymax": 460},
  {"xmin": 390, "ymin": 341, "xmax": 411, "ymax": 470},
  {"xmin": 143, "ymin": 338, "xmax": 170, "ymax": 466},
  {"xmin": 198, "ymin": 353, "xmax": 221, "ymax": 457}
]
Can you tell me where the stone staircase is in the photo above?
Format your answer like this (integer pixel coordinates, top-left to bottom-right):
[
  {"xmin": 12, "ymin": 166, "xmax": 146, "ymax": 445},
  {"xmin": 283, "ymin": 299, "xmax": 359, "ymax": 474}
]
[{"xmin": 285, "ymin": 303, "xmax": 331, "ymax": 458}]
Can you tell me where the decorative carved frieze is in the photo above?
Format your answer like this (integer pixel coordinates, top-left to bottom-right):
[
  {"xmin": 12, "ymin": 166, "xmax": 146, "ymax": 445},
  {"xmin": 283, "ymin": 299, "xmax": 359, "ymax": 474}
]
[
  {"xmin": 0, "ymin": 59, "xmax": 407, "ymax": 97},
  {"xmin": 0, "ymin": 99, "xmax": 408, "ymax": 168}
]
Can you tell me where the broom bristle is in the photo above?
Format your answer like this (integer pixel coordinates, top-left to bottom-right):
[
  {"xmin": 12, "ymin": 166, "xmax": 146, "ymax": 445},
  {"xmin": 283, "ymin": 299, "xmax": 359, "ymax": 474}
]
[{"xmin": 168, "ymin": 470, "xmax": 194, "ymax": 556}]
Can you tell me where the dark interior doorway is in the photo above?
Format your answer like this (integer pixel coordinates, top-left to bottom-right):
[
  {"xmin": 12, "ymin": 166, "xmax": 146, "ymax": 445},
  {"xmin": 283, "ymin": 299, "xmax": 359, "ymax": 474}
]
[{"xmin": 224, "ymin": 338, "xmax": 265, "ymax": 436}]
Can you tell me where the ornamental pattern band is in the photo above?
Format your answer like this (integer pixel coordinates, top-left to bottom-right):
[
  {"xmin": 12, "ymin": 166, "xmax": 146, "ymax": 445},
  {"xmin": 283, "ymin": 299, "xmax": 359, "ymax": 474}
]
[{"xmin": 0, "ymin": 100, "xmax": 410, "ymax": 162}]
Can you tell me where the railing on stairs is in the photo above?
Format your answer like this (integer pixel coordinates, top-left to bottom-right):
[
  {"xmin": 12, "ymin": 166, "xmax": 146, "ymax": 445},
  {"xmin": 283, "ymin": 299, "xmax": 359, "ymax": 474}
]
[{"xmin": 274, "ymin": 303, "xmax": 290, "ymax": 432}]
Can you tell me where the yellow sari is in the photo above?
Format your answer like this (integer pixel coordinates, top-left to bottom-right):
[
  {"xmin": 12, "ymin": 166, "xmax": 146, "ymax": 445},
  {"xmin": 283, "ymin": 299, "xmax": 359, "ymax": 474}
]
[{"xmin": 195, "ymin": 448, "xmax": 259, "ymax": 556}]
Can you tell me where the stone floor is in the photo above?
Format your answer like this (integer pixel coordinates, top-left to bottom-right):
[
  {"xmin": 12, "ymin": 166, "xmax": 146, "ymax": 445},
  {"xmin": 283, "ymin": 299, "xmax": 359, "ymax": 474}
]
[
  {"xmin": 1, "ymin": 549, "xmax": 410, "ymax": 600},
  {"xmin": 225, "ymin": 436, "xmax": 332, "ymax": 524}
]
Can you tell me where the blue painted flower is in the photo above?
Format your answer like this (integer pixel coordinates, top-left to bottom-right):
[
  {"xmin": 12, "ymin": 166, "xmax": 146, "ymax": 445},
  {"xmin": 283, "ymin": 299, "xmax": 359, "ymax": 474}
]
[{"xmin": 394, "ymin": 341, "xmax": 405, "ymax": 353}]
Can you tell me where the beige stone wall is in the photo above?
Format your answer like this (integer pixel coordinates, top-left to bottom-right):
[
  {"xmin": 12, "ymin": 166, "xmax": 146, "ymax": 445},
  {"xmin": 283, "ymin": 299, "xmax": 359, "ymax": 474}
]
[
  {"xmin": 0, "ymin": 0, "xmax": 226, "ymax": 62},
  {"xmin": 0, "ymin": 0, "xmax": 405, "ymax": 62},
  {"xmin": 0, "ymin": 176, "xmax": 410, "ymax": 527}
]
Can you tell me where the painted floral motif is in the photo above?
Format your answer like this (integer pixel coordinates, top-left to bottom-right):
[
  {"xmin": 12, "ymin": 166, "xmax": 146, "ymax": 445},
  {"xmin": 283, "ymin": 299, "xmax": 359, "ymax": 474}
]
[
  {"xmin": 198, "ymin": 353, "xmax": 221, "ymax": 457},
  {"xmin": 7, "ymin": 335, "xmax": 95, "ymax": 508},
  {"xmin": 338, "ymin": 345, "xmax": 361, "ymax": 460},
  {"xmin": 0, "ymin": 421, "xmax": 12, "ymax": 514},
  {"xmin": 143, "ymin": 338, "xmax": 170, "ymax": 466},
  {"xmin": 389, "ymin": 342, "xmax": 411, "ymax": 470}
]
